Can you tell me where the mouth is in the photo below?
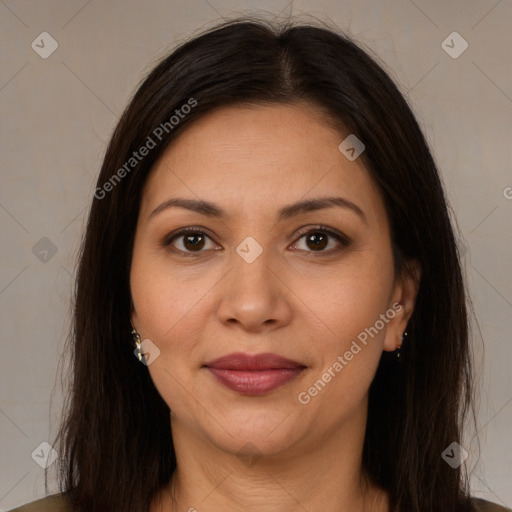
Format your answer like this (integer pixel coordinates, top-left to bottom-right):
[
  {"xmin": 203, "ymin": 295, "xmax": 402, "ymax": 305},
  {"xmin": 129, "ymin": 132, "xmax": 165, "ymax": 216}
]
[{"xmin": 203, "ymin": 352, "xmax": 306, "ymax": 396}]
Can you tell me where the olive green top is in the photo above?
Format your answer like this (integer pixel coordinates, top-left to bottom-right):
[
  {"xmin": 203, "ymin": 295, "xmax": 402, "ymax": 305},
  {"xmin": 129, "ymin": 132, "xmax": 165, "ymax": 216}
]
[
  {"xmin": 7, "ymin": 494, "xmax": 512, "ymax": 511},
  {"xmin": 9, "ymin": 494, "xmax": 68, "ymax": 512}
]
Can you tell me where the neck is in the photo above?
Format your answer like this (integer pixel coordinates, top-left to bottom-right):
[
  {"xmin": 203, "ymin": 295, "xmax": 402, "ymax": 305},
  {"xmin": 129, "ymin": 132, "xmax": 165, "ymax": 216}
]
[{"xmin": 151, "ymin": 403, "xmax": 389, "ymax": 512}]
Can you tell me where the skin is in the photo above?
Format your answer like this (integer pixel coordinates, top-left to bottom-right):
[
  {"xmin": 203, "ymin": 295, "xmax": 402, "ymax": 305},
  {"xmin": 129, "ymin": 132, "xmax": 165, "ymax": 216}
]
[{"xmin": 130, "ymin": 102, "xmax": 420, "ymax": 512}]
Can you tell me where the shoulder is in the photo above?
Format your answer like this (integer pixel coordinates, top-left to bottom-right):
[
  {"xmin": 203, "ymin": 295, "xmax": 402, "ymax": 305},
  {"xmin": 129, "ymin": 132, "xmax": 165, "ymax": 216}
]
[
  {"xmin": 471, "ymin": 497, "xmax": 512, "ymax": 512},
  {"xmin": 7, "ymin": 493, "xmax": 71, "ymax": 512}
]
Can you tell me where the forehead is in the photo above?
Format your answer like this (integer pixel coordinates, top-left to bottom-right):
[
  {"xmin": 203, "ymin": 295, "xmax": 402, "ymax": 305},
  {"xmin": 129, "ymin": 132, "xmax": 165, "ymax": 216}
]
[{"xmin": 140, "ymin": 102, "xmax": 386, "ymax": 226}]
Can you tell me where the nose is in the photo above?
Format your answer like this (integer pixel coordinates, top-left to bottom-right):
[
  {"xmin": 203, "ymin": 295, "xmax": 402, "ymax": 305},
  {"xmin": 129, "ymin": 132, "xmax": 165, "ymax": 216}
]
[{"xmin": 216, "ymin": 248, "xmax": 293, "ymax": 333}]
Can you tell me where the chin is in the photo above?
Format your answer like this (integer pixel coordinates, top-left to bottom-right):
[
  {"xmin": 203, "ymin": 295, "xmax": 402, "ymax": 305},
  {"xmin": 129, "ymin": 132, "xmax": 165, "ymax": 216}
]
[{"xmin": 200, "ymin": 407, "xmax": 306, "ymax": 459}]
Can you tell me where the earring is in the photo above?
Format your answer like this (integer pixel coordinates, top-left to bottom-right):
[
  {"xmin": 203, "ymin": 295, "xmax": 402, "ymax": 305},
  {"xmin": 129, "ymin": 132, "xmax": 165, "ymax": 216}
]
[
  {"xmin": 131, "ymin": 328, "xmax": 142, "ymax": 361},
  {"xmin": 396, "ymin": 331, "xmax": 407, "ymax": 361}
]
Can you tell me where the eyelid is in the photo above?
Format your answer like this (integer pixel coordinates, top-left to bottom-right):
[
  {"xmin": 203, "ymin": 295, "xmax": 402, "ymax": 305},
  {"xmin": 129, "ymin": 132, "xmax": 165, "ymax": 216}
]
[
  {"xmin": 290, "ymin": 224, "xmax": 351, "ymax": 253},
  {"xmin": 292, "ymin": 224, "xmax": 350, "ymax": 245},
  {"xmin": 161, "ymin": 226, "xmax": 221, "ymax": 256},
  {"xmin": 162, "ymin": 226, "xmax": 217, "ymax": 246}
]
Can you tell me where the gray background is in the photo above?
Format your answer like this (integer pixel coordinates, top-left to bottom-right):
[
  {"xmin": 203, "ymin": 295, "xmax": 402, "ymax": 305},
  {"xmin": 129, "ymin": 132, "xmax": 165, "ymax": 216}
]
[{"xmin": 0, "ymin": 0, "xmax": 511, "ymax": 509}]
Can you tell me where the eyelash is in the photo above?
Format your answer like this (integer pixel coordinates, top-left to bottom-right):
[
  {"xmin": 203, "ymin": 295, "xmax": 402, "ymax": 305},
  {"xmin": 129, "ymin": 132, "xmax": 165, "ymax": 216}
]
[{"xmin": 162, "ymin": 225, "xmax": 351, "ymax": 257}]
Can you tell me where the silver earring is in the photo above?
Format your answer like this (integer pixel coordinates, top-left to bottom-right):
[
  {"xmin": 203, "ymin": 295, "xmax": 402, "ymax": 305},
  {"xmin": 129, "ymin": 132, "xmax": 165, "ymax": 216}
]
[{"xmin": 131, "ymin": 328, "xmax": 142, "ymax": 361}]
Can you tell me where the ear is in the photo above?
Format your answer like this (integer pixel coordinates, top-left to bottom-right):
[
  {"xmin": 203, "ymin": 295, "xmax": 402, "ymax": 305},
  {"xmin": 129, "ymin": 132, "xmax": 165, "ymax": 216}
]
[{"xmin": 383, "ymin": 259, "xmax": 421, "ymax": 352}]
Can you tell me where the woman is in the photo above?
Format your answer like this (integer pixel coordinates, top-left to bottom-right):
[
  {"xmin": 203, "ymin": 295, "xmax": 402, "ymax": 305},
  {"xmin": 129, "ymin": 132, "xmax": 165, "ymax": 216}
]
[{"xmin": 10, "ymin": 16, "xmax": 511, "ymax": 512}]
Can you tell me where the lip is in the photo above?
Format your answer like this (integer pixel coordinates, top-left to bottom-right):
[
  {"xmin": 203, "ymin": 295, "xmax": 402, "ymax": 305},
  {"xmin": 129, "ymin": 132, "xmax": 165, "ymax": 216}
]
[{"xmin": 204, "ymin": 352, "xmax": 306, "ymax": 396}]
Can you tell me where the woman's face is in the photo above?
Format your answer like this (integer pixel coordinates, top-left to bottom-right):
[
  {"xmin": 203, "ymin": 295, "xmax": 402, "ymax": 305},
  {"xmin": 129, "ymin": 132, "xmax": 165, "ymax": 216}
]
[{"xmin": 130, "ymin": 102, "xmax": 418, "ymax": 459}]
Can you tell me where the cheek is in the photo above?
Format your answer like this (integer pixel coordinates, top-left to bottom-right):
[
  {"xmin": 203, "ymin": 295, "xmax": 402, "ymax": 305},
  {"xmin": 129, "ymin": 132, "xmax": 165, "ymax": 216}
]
[
  {"xmin": 294, "ymin": 252, "xmax": 395, "ymax": 412},
  {"xmin": 305, "ymin": 250, "xmax": 395, "ymax": 349},
  {"xmin": 130, "ymin": 249, "xmax": 214, "ymax": 338},
  {"xmin": 130, "ymin": 258, "xmax": 215, "ymax": 413},
  {"xmin": 296, "ymin": 282, "xmax": 392, "ymax": 419}
]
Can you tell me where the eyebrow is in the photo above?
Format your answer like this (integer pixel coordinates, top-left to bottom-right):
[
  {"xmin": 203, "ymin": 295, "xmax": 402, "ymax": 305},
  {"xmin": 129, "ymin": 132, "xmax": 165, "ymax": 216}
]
[{"xmin": 148, "ymin": 196, "xmax": 367, "ymax": 225}]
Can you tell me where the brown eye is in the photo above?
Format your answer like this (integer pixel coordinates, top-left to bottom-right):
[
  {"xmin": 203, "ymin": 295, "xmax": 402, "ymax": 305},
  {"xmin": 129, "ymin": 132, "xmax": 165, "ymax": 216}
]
[
  {"xmin": 292, "ymin": 226, "xmax": 350, "ymax": 255},
  {"xmin": 181, "ymin": 233, "xmax": 206, "ymax": 251},
  {"xmin": 304, "ymin": 231, "xmax": 329, "ymax": 251},
  {"xmin": 164, "ymin": 228, "xmax": 218, "ymax": 255}
]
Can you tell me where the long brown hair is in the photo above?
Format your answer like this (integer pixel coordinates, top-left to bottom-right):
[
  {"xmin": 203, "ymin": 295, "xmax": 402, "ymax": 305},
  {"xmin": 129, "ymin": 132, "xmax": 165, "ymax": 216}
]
[{"xmin": 51, "ymin": 16, "xmax": 476, "ymax": 512}]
